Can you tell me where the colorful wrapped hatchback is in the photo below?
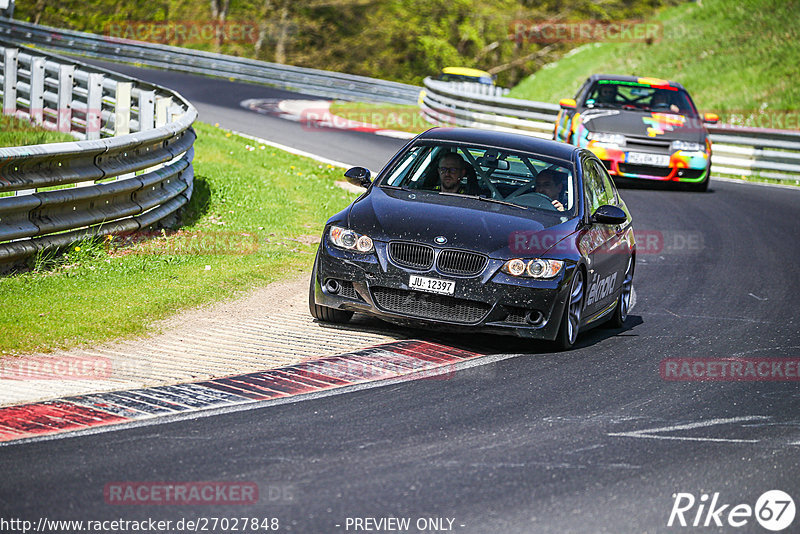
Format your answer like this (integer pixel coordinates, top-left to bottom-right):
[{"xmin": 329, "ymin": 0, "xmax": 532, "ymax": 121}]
[{"xmin": 554, "ymin": 74, "xmax": 719, "ymax": 191}]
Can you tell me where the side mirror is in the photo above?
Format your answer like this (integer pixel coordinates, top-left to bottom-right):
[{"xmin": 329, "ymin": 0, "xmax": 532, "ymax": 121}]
[
  {"xmin": 591, "ymin": 204, "xmax": 627, "ymax": 225},
  {"xmin": 703, "ymin": 113, "xmax": 719, "ymax": 124},
  {"xmin": 344, "ymin": 166, "xmax": 372, "ymax": 188},
  {"xmin": 559, "ymin": 98, "xmax": 577, "ymax": 109}
]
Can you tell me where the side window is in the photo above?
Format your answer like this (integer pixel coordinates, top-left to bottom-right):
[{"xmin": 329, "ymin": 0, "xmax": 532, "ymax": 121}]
[
  {"xmin": 384, "ymin": 146, "xmax": 434, "ymax": 188},
  {"xmin": 593, "ymin": 160, "xmax": 618, "ymax": 205},
  {"xmin": 385, "ymin": 146, "xmax": 422, "ymax": 186},
  {"xmin": 575, "ymin": 80, "xmax": 591, "ymax": 101},
  {"xmin": 582, "ymin": 158, "xmax": 604, "ymax": 215}
]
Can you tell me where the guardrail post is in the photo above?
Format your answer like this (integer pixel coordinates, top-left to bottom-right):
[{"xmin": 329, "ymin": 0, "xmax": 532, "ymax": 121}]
[
  {"xmin": 0, "ymin": 0, "xmax": 15, "ymax": 19},
  {"xmin": 155, "ymin": 96, "xmax": 172, "ymax": 128},
  {"xmin": 3, "ymin": 47, "xmax": 18, "ymax": 116},
  {"xmin": 86, "ymin": 72, "xmax": 103, "ymax": 140},
  {"xmin": 57, "ymin": 64, "xmax": 74, "ymax": 133},
  {"xmin": 114, "ymin": 81, "xmax": 131, "ymax": 136},
  {"xmin": 139, "ymin": 89, "xmax": 155, "ymax": 131},
  {"xmin": 29, "ymin": 56, "xmax": 45, "ymax": 125}
]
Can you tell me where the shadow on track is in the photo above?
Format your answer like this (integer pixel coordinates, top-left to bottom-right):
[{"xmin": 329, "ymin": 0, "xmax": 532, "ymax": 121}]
[
  {"xmin": 614, "ymin": 177, "xmax": 718, "ymax": 194},
  {"xmin": 311, "ymin": 312, "xmax": 645, "ymax": 357}
]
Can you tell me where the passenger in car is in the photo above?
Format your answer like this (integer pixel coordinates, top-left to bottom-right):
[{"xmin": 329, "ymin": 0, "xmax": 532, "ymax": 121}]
[{"xmin": 435, "ymin": 153, "xmax": 469, "ymax": 194}]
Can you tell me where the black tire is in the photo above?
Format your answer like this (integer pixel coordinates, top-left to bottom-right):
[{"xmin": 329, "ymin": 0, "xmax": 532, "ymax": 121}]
[
  {"xmin": 308, "ymin": 253, "xmax": 354, "ymax": 324},
  {"xmin": 606, "ymin": 256, "xmax": 634, "ymax": 328},
  {"xmin": 555, "ymin": 268, "xmax": 585, "ymax": 350}
]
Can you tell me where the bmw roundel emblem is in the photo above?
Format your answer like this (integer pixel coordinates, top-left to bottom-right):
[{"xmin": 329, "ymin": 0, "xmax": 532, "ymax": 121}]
[{"xmin": 434, "ymin": 236, "xmax": 447, "ymax": 245}]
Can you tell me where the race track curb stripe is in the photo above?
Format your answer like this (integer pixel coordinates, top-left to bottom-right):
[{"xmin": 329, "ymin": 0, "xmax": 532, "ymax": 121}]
[
  {"xmin": 240, "ymin": 98, "xmax": 417, "ymax": 140},
  {"xmin": 0, "ymin": 340, "xmax": 481, "ymax": 444}
]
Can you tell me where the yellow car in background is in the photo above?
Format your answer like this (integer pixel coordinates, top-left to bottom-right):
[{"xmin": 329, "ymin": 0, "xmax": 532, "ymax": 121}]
[{"xmin": 437, "ymin": 67, "xmax": 495, "ymax": 85}]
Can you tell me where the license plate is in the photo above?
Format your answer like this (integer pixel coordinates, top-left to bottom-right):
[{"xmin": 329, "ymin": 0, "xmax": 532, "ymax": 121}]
[
  {"xmin": 409, "ymin": 275, "xmax": 455, "ymax": 296},
  {"xmin": 626, "ymin": 152, "xmax": 670, "ymax": 167}
]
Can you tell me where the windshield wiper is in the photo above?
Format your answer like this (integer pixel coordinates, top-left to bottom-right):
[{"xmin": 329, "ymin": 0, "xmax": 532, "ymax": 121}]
[{"xmin": 439, "ymin": 191, "xmax": 527, "ymax": 210}]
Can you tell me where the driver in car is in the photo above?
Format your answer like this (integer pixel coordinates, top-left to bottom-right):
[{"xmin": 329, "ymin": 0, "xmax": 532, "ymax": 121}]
[
  {"xmin": 594, "ymin": 83, "xmax": 618, "ymax": 105},
  {"xmin": 534, "ymin": 169, "xmax": 566, "ymax": 211}
]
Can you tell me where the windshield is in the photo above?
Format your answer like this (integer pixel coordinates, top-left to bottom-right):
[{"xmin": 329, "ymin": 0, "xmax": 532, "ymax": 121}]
[
  {"xmin": 438, "ymin": 73, "xmax": 494, "ymax": 85},
  {"xmin": 584, "ymin": 81, "xmax": 698, "ymax": 117},
  {"xmin": 379, "ymin": 143, "xmax": 578, "ymax": 218}
]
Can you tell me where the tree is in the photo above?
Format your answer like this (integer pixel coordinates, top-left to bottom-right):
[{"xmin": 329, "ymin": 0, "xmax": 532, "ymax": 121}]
[{"xmin": 209, "ymin": 0, "xmax": 231, "ymax": 51}]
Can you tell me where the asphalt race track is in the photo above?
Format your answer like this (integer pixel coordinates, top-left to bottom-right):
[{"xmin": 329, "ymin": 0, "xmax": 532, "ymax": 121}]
[
  {"xmin": 2, "ymin": 63, "xmax": 800, "ymax": 533},
  {"xmin": 79, "ymin": 59, "xmax": 406, "ymax": 169}
]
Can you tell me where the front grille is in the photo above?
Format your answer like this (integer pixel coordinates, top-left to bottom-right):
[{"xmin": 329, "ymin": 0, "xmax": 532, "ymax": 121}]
[
  {"xmin": 618, "ymin": 163, "xmax": 672, "ymax": 177},
  {"xmin": 437, "ymin": 249, "xmax": 487, "ymax": 276},
  {"xmin": 625, "ymin": 136, "xmax": 671, "ymax": 152},
  {"xmin": 389, "ymin": 242, "xmax": 434, "ymax": 270},
  {"xmin": 371, "ymin": 287, "xmax": 491, "ymax": 324}
]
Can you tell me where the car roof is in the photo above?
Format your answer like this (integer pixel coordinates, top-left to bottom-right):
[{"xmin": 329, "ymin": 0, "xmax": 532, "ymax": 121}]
[
  {"xmin": 416, "ymin": 128, "xmax": 578, "ymax": 162},
  {"xmin": 586, "ymin": 73, "xmax": 686, "ymax": 90},
  {"xmin": 441, "ymin": 67, "xmax": 493, "ymax": 78}
]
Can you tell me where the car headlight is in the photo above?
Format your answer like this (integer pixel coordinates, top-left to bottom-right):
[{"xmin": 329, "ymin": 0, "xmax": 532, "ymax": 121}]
[
  {"xmin": 671, "ymin": 140, "xmax": 704, "ymax": 152},
  {"xmin": 501, "ymin": 258, "xmax": 564, "ymax": 279},
  {"xmin": 328, "ymin": 226, "xmax": 374, "ymax": 253},
  {"xmin": 587, "ymin": 132, "xmax": 626, "ymax": 147}
]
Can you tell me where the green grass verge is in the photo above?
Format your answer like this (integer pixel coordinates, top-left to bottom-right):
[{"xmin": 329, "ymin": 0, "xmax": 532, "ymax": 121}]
[
  {"xmin": 329, "ymin": 102, "xmax": 431, "ymax": 134},
  {"xmin": 507, "ymin": 0, "xmax": 800, "ymax": 118},
  {"xmin": 0, "ymin": 115, "xmax": 76, "ymax": 147},
  {"xmin": 0, "ymin": 122, "xmax": 359, "ymax": 355}
]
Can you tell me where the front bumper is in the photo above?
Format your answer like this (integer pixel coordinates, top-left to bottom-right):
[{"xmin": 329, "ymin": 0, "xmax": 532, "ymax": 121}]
[
  {"xmin": 587, "ymin": 145, "xmax": 710, "ymax": 183},
  {"xmin": 312, "ymin": 238, "xmax": 575, "ymax": 340}
]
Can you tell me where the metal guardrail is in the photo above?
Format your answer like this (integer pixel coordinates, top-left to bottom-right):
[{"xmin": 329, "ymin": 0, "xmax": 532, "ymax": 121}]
[
  {"xmin": 0, "ymin": 18, "xmax": 420, "ymax": 105},
  {"xmin": 442, "ymin": 82, "xmax": 511, "ymax": 98},
  {"xmin": 0, "ymin": 43, "xmax": 197, "ymax": 267},
  {"xmin": 421, "ymin": 77, "xmax": 800, "ymax": 181},
  {"xmin": 704, "ymin": 126, "xmax": 800, "ymax": 180},
  {"xmin": 421, "ymin": 77, "xmax": 558, "ymax": 139}
]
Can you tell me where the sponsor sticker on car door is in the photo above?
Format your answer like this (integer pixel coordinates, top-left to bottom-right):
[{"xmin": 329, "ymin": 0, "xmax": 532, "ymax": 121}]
[{"xmin": 586, "ymin": 272, "xmax": 618, "ymax": 306}]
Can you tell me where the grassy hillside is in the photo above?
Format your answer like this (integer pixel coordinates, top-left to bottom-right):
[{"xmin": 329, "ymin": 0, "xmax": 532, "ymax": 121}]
[{"xmin": 508, "ymin": 0, "xmax": 800, "ymax": 121}]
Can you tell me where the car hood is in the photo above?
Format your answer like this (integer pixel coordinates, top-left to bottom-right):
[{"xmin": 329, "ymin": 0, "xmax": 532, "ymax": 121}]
[
  {"xmin": 580, "ymin": 108, "xmax": 706, "ymax": 142},
  {"xmin": 346, "ymin": 187, "xmax": 580, "ymax": 258}
]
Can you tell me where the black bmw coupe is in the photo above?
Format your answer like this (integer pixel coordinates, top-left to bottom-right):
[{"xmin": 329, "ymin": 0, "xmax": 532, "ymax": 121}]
[{"xmin": 310, "ymin": 128, "xmax": 636, "ymax": 349}]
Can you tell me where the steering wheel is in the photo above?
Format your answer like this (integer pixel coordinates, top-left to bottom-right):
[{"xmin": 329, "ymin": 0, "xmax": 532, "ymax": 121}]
[
  {"xmin": 506, "ymin": 185, "xmax": 558, "ymax": 207},
  {"xmin": 514, "ymin": 191, "xmax": 559, "ymax": 210},
  {"xmin": 506, "ymin": 181, "xmax": 541, "ymax": 199}
]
